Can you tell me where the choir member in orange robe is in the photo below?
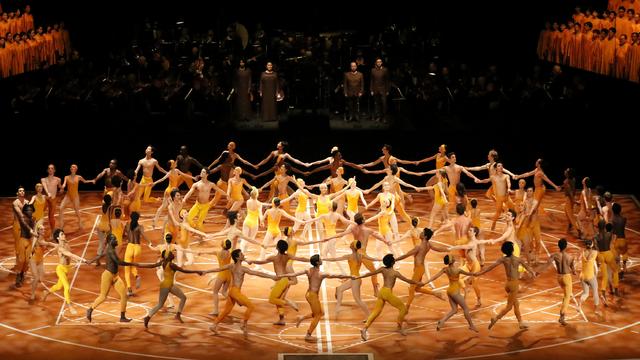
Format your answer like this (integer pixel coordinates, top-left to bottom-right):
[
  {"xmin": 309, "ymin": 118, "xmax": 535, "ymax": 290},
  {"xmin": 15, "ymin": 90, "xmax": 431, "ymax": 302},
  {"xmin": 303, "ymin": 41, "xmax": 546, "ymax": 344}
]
[
  {"xmin": 51, "ymin": 23, "xmax": 64, "ymax": 58},
  {"xmin": 25, "ymin": 30, "xmax": 38, "ymax": 71},
  {"xmin": 573, "ymin": 7, "xmax": 585, "ymax": 27},
  {"xmin": 590, "ymin": 11, "xmax": 603, "ymax": 30},
  {"xmin": 0, "ymin": 38, "xmax": 9, "ymax": 78},
  {"xmin": 592, "ymin": 30, "xmax": 605, "ymax": 74},
  {"xmin": 632, "ymin": 14, "xmax": 640, "ymax": 32},
  {"xmin": 60, "ymin": 22, "xmax": 71, "ymax": 59},
  {"xmin": 627, "ymin": 32, "xmax": 640, "ymax": 81},
  {"xmin": 537, "ymin": 22, "xmax": 552, "ymax": 60},
  {"xmin": 567, "ymin": 23, "xmax": 583, "ymax": 68},
  {"xmin": 12, "ymin": 33, "xmax": 25, "ymax": 75},
  {"xmin": 44, "ymin": 26, "xmax": 56, "ymax": 65},
  {"xmin": 13, "ymin": 9, "xmax": 22, "ymax": 33},
  {"xmin": 22, "ymin": 5, "xmax": 34, "ymax": 32},
  {"xmin": 560, "ymin": 22, "xmax": 574, "ymax": 64},
  {"xmin": 601, "ymin": 11, "xmax": 614, "ymax": 30},
  {"xmin": 601, "ymin": 28, "xmax": 618, "ymax": 75},
  {"xmin": 551, "ymin": 23, "xmax": 564, "ymax": 63},
  {"xmin": 617, "ymin": 8, "xmax": 632, "ymax": 38},
  {"xmin": 615, "ymin": 34, "xmax": 631, "ymax": 78},
  {"xmin": 34, "ymin": 26, "xmax": 45, "ymax": 68},
  {"xmin": 8, "ymin": 12, "xmax": 17, "ymax": 35},
  {"xmin": 580, "ymin": 23, "xmax": 594, "ymax": 70},
  {"xmin": 0, "ymin": 13, "xmax": 9, "ymax": 37}
]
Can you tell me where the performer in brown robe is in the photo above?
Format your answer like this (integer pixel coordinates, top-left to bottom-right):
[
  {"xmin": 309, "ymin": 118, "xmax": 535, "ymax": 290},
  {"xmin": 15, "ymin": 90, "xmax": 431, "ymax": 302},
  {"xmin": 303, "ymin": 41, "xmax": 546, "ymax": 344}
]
[
  {"xmin": 233, "ymin": 59, "xmax": 253, "ymax": 121},
  {"xmin": 537, "ymin": 22, "xmax": 552, "ymax": 60},
  {"xmin": 259, "ymin": 61, "xmax": 280, "ymax": 122}
]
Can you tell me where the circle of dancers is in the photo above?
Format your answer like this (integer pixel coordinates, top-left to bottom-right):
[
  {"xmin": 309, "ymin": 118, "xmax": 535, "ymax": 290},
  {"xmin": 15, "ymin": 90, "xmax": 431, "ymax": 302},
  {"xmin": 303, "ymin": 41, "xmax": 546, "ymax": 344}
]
[{"xmin": 9, "ymin": 142, "xmax": 630, "ymax": 341}]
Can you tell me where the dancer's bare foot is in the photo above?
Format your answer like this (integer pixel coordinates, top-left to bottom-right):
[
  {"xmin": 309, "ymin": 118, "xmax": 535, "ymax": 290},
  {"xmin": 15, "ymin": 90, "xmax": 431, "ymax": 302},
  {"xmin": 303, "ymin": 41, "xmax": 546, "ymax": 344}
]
[
  {"xmin": 209, "ymin": 324, "xmax": 219, "ymax": 335},
  {"xmin": 295, "ymin": 315, "xmax": 303, "ymax": 328},
  {"xmin": 286, "ymin": 299, "xmax": 299, "ymax": 311},
  {"xmin": 175, "ymin": 312, "xmax": 184, "ymax": 323},
  {"xmin": 519, "ymin": 322, "xmax": 529, "ymax": 329},
  {"xmin": 488, "ymin": 316, "xmax": 497, "ymax": 330},
  {"xmin": 360, "ymin": 328, "xmax": 368, "ymax": 341},
  {"xmin": 304, "ymin": 334, "xmax": 317, "ymax": 342}
]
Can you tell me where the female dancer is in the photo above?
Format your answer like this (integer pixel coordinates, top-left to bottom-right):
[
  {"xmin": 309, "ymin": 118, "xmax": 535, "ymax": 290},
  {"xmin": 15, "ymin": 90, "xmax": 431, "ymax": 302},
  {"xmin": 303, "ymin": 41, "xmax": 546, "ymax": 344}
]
[
  {"xmin": 152, "ymin": 160, "xmax": 196, "ymax": 229},
  {"xmin": 59, "ymin": 164, "xmax": 94, "ymax": 231},
  {"xmin": 423, "ymin": 254, "xmax": 478, "ymax": 332}
]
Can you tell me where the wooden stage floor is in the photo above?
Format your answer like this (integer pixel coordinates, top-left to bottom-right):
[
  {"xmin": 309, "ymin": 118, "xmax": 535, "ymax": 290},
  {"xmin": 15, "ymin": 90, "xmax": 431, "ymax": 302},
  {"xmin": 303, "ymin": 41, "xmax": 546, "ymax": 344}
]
[{"xmin": 1, "ymin": 190, "xmax": 639, "ymax": 360}]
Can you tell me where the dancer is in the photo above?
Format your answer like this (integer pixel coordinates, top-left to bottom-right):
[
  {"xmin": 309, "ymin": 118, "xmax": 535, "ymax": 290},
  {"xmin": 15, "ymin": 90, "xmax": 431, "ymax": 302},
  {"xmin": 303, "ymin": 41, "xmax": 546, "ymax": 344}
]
[
  {"xmin": 473, "ymin": 241, "xmax": 537, "ymax": 330},
  {"xmin": 14, "ymin": 203, "xmax": 36, "ymax": 287},
  {"xmin": 474, "ymin": 163, "xmax": 516, "ymax": 231},
  {"xmin": 257, "ymin": 197, "xmax": 299, "ymax": 261},
  {"xmin": 513, "ymin": 158, "xmax": 562, "ymax": 215},
  {"xmin": 423, "ymin": 254, "xmax": 478, "ymax": 332},
  {"xmin": 86, "ymin": 234, "xmax": 157, "ymax": 323},
  {"xmin": 175, "ymin": 145, "xmax": 206, "ymax": 189},
  {"xmin": 322, "ymin": 213, "xmax": 389, "ymax": 296},
  {"xmin": 359, "ymin": 254, "xmax": 423, "ymax": 340},
  {"xmin": 152, "ymin": 160, "xmax": 197, "ymax": 229},
  {"xmin": 41, "ymin": 164, "xmax": 62, "ymax": 229},
  {"xmin": 280, "ymin": 178, "xmax": 315, "ymax": 238},
  {"xmin": 183, "ymin": 168, "xmax": 227, "ymax": 231},
  {"xmin": 59, "ymin": 164, "xmax": 94, "ymax": 231},
  {"xmin": 326, "ymin": 240, "xmax": 379, "ymax": 319},
  {"xmin": 284, "ymin": 255, "xmax": 353, "ymax": 342},
  {"xmin": 124, "ymin": 211, "xmax": 151, "ymax": 296},
  {"xmin": 29, "ymin": 184, "xmax": 47, "ymax": 223},
  {"xmin": 415, "ymin": 169, "xmax": 450, "ymax": 229},
  {"xmin": 249, "ymin": 240, "xmax": 307, "ymax": 325},
  {"xmin": 133, "ymin": 145, "xmax": 168, "ymax": 203},
  {"xmin": 561, "ymin": 168, "xmax": 579, "ymax": 234},
  {"xmin": 310, "ymin": 200, "xmax": 354, "ymax": 264},
  {"xmin": 396, "ymin": 227, "xmax": 448, "ymax": 310},
  {"xmin": 242, "ymin": 187, "xmax": 268, "ymax": 253},
  {"xmin": 42, "ymin": 229, "xmax": 91, "ymax": 313},
  {"xmin": 207, "ymin": 249, "xmax": 279, "ymax": 338},
  {"xmin": 226, "ymin": 167, "xmax": 253, "ymax": 213},
  {"xmin": 143, "ymin": 249, "xmax": 204, "ymax": 328},
  {"xmin": 578, "ymin": 239, "xmax": 602, "ymax": 314},
  {"xmin": 92, "ymin": 159, "xmax": 129, "ymax": 192},
  {"xmin": 611, "ymin": 203, "xmax": 628, "ymax": 276},
  {"xmin": 365, "ymin": 198, "xmax": 402, "ymax": 258},
  {"xmin": 344, "ymin": 178, "xmax": 368, "ymax": 221},
  {"xmin": 464, "ymin": 149, "xmax": 516, "ymax": 200},
  {"xmin": 29, "ymin": 222, "xmax": 55, "ymax": 302},
  {"xmin": 537, "ymin": 238, "xmax": 576, "ymax": 325},
  {"xmin": 594, "ymin": 220, "xmax": 619, "ymax": 299}
]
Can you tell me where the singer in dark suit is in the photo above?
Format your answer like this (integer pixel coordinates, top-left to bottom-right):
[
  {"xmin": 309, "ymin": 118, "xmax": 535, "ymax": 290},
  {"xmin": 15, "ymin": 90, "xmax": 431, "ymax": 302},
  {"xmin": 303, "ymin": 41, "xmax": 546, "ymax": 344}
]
[
  {"xmin": 370, "ymin": 58, "xmax": 390, "ymax": 122},
  {"xmin": 343, "ymin": 61, "xmax": 363, "ymax": 121}
]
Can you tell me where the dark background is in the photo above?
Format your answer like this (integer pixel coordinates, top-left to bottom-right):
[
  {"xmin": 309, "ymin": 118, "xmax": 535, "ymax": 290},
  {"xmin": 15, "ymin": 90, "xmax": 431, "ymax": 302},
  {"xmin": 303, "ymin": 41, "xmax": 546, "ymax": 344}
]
[{"xmin": 1, "ymin": 0, "xmax": 636, "ymax": 198}]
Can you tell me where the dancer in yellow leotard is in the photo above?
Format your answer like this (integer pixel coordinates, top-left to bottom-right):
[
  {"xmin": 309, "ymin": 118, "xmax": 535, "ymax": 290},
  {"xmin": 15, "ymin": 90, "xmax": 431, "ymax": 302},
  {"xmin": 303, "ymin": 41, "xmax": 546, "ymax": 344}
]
[
  {"xmin": 29, "ymin": 184, "xmax": 47, "ymax": 223},
  {"xmin": 143, "ymin": 249, "xmax": 204, "ymax": 328},
  {"xmin": 258, "ymin": 198, "xmax": 298, "ymax": 261},
  {"xmin": 59, "ymin": 164, "xmax": 94, "ymax": 231},
  {"xmin": 423, "ymin": 254, "xmax": 478, "ymax": 332},
  {"xmin": 152, "ymin": 160, "xmax": 196, "ymax": 229},
  {"xmin": 42, "ymin": 229, "xmax": 91, "ymax": 313}
]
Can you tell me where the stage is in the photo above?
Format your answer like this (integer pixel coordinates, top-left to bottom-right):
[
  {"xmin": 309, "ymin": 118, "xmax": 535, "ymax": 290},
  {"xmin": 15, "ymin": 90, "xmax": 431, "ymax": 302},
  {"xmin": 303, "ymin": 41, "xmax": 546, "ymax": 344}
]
[{"xmin": 1, "ymin": 190, "xmax": 639, "ymax": 360}]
